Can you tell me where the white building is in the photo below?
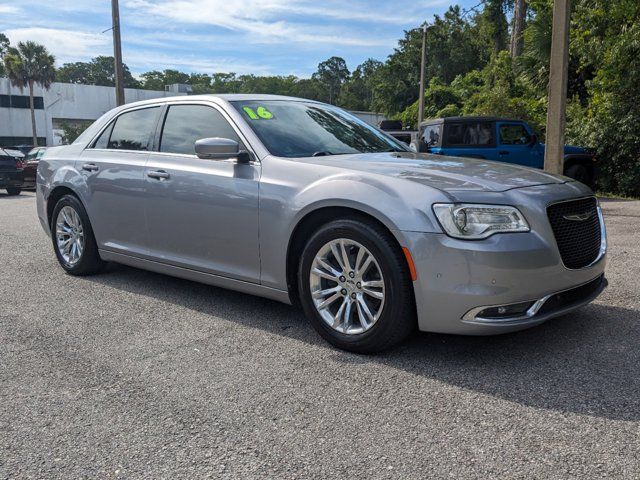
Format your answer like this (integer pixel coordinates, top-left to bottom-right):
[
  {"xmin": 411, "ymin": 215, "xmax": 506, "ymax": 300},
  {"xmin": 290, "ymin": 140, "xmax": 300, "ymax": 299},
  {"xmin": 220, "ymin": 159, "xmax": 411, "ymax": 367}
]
[{"xmin": 0, "ymin": 79, "xmax": 184, "ymax": 148}]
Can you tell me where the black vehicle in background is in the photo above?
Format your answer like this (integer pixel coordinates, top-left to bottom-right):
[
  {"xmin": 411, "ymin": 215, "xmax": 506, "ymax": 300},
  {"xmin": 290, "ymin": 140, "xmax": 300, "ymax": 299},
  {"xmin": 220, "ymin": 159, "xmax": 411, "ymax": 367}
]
[
  {"xmin": 22, "ymin": 147, "xmax": 47, "ymax": 190},
  {"xmin": 0, "ymin": 148, "xmax": 25, "ymax": 196}
]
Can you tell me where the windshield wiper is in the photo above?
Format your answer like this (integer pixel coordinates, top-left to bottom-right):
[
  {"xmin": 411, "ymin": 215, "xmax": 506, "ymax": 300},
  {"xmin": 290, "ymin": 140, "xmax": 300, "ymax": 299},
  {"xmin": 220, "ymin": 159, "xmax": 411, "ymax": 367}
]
[{"xmin": 312, "ymin": 151, "xmax": 334, "ymax": 157}]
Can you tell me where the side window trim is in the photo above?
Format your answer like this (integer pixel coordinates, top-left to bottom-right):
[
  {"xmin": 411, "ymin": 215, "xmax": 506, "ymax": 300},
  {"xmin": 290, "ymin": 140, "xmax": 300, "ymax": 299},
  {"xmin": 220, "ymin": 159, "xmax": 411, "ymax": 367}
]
[
  {"xmin": 86, "ymin": 104, "xmax": 163, "ymax": 152},
  {"xmin": 150, "ymin": 103, "xmax": 169, "ymax": 152}
]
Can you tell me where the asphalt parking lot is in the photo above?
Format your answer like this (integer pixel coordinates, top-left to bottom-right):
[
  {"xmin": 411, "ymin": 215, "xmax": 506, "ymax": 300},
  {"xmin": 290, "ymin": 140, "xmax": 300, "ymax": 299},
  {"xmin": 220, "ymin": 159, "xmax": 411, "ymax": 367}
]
[{"xmin": 1, "ymin": 192, "xmax": 639, "ymax": 479}]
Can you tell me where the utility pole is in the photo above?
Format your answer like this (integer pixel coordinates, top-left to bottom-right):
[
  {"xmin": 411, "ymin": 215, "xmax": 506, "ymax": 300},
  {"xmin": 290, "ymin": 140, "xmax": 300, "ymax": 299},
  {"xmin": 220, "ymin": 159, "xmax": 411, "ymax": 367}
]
[
  {"xmin": 544, "ymin": 0, "xmax": 570, "ymax": 174},
  {"xmin": 111, "ymin": 0, "xmax": 125, "ymax": 106},
  {"xmin": 417, "ymin": 24, "xmax": 427, "ymax": 126}
]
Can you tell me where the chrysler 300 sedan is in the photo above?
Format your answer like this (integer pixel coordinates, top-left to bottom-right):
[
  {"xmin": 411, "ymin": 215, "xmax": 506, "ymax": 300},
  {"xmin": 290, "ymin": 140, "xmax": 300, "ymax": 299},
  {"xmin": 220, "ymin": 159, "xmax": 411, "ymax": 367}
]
[{"xmin": 36, "ymin": 95, "xmax": 607, "ymax": 352}]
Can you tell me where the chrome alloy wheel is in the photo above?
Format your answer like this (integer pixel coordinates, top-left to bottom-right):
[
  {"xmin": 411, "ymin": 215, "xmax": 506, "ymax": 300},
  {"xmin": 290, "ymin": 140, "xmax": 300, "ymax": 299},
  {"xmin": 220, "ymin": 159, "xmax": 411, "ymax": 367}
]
[
  {"xmin": 55, "ymin": 206, "xmax": 85, "ymax": 266},
  {"xmin": 309, "ymin": 238, "xmax": 385, "ymax": 335}
]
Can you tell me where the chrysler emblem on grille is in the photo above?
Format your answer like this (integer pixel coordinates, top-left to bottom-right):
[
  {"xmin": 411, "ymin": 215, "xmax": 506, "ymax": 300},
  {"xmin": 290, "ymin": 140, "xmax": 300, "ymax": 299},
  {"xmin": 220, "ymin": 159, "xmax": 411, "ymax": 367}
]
[{"xmin": 563, "ymin": 211, "xmax": 594, "ymax": 222}]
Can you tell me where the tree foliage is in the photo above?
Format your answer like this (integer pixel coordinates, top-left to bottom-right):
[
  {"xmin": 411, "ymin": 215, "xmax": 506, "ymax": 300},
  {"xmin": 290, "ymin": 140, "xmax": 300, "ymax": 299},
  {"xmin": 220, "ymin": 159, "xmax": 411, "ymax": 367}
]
[
  {"xmin": 56, "ymin": 56, "xmax": 140, "ymax": 88},
  {"xmin": 3, "ymin": 41, "xmax": 56, "ymax": 146},
  {"xmin": 0, "ymin": 33, "xmax": 9, "ymax": 76},
  {"xmin": 3, "ymin": 1, "xmax": 639, "ymax": 194}
]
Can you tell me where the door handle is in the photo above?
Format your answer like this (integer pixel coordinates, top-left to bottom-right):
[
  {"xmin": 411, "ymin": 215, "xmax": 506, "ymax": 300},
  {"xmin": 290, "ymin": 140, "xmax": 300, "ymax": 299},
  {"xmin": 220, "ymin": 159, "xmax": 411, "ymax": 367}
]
[
  {"xmin": 499, "ymin": 150, "xmax": 509, "ymax": 155},
  {"xmin": 147, "ymin": 170, "xmax": 170, "ymax": 180},
  {"xmin": 81, "ymin": 163, "xmax": 99, "ymax": 172}
]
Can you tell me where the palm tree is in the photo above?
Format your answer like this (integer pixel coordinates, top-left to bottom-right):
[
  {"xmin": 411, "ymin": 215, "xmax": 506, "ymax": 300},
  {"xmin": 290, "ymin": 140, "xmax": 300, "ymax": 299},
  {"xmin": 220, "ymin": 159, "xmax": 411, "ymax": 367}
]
[{"xmin": 3, "ymin": 41, "xmax": 55, "ymax": 146}]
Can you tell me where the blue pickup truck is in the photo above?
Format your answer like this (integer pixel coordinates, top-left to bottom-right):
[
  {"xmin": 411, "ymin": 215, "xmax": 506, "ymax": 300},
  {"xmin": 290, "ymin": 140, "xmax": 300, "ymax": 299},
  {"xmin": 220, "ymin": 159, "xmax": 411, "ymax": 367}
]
[{"xmin": 410, "ymin": 117, "xmax": 596, "ymax": 186}]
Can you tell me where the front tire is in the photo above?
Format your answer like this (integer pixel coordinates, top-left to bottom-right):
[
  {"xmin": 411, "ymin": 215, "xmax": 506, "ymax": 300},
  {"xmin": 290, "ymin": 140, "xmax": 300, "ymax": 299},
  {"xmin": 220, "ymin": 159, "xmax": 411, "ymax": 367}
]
[
  {"xmin": 51, "ymin": 194, "xmax": 105, "ymax": 275},
  {"xmin": 298, "ymin": 218, "xmax": 416, "ymax": 353},
  {"xmin": 565, "ymin": 163, "xmax": 592, "ymax": 186},
  {"xmin": 6, "ymin": 187, "xmax": 21, "ymax": 195}
]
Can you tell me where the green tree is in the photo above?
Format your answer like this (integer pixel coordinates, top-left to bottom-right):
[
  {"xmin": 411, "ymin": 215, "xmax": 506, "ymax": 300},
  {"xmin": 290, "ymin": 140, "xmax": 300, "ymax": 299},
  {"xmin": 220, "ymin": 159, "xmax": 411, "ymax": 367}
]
[
  {"xmin": 293, "ymin": 77, "xmax": 324, "ymax": 101},
  {"xmin": 139, "ymin": 69, "xmax": 190, "ymax": 90},
  {"xmin": 477, "ymin": 0, "xmax": 510, "ymax": 53},
  {"xmin": 312, "ymin": 56, "xmax": 350, "ymax": 104},
  {"xmin": 56, "ymin": 56, "xmax": 140, "ymax": 88},
  {"xmin": 3, "ymin": 41, "xmax": 55, "ymax": 146},
  {"xmin": 0, "ymin": 33, "xmax": 9, "ymax": 76},
  {"xmin": 58, "ymin": 120, "xmax": 91, "ymax": 145},
  {"xmin": 337, "ymin": 59, "xmax": 382, "ymax": 111},
  {"xmin": 566, "ymin": 0, "xmax": 640, "ymax": 195},
  {"xmin": 371, "ymin": 6, "xmax": 486, "ymax": 115}
]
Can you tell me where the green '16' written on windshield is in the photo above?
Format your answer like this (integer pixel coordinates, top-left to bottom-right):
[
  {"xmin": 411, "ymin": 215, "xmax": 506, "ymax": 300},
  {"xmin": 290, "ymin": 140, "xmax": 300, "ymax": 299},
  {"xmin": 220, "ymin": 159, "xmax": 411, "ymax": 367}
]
[{"xmin": 243, "ymin": 106, "xmax": 274, "ymax": 120}]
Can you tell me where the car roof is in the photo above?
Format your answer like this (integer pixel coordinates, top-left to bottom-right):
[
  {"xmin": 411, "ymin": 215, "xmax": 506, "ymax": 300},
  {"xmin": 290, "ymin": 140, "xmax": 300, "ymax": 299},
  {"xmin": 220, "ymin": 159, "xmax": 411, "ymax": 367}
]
[
  {"xmin": 420, "ymin": 116, "xmax": 522, "ymax": 125},
  {"xmin": 0, "ymin": 148, "xmax": 24, "ymax": 157},
  {"xmin": 119, "ymin": 94, "xmax": 323, "ymax": 110}
]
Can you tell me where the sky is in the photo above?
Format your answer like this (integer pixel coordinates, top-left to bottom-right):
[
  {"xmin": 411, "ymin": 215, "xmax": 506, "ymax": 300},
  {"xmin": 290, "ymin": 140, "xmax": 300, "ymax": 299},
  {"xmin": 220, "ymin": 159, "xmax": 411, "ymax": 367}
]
[{"xmin": 1, "ymin": 0, "xmax": 478, "ymax": 78}]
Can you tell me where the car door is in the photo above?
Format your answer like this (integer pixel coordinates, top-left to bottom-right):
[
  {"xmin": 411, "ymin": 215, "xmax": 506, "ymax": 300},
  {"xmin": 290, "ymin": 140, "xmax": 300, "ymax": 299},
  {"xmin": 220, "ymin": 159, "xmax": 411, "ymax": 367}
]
[
  {"xmin": 496, "ymin": 121, "xmax": 542, "ymax": 168},
  {"xmin": 144, "ymin": 102, "xmax": 261, "ymax": 283},
  {"xmin": 78, "ymin": 105, "xmax": 161, "ymax": 256}
]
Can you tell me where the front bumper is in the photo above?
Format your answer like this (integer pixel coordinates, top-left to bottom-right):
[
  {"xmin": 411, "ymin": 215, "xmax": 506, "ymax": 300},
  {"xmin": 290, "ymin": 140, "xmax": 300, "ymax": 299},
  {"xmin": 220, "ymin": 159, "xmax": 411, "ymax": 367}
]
[{"xmin": 398, "ymin": 228, "xmax": 607, "ymax": 335}]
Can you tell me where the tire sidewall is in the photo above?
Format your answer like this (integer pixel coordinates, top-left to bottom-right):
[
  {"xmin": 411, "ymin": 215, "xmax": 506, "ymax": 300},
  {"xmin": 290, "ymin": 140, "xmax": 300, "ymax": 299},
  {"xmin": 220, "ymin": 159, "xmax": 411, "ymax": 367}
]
[
  {"xmin": 298, "ymin": 219, "xmax": 411, "ymax": 351},
  {"xmin": 566, "ymin": 164, "xmax": 590, "ymax": 185},
  {"xmin": 51, "ymin": 195, "xmax": 99, "ymax": 274}
]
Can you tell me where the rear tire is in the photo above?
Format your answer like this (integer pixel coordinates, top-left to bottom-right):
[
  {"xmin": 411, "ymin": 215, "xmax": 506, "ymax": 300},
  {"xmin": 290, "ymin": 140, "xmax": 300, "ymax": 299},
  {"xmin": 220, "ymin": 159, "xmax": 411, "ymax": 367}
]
[
  {"xmin": 298, "ymin": 218, "xmax": 416, "ymax": 353},
  {"xmin": 6, "ymin": 187, "xmax": 21, "ymax": 195},
  {"xmin": 565, "ymin": 163, "xmax": 592, "ymax": 186},
  {"xmin": 51, "ymin": 194, "xmax": 105, "ymax": 276}
]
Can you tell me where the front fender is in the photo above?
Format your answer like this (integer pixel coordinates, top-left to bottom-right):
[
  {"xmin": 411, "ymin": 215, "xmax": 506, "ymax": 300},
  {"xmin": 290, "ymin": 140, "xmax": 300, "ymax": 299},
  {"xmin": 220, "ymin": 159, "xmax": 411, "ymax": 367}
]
[
  {"xmin": 258, "ymin": 157, "xmax": 447, "ymax": 291},
  {"xmin": 289, "ymin": 174, "xmax": 443, "ymax": 236}
]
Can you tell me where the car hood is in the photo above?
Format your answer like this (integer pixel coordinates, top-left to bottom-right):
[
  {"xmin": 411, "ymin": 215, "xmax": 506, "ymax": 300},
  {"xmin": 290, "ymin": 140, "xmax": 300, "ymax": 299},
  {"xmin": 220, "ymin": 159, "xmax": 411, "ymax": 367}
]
[{"xmin": 306, "ymin": 152, "xmax": 570, "ymax": 193}]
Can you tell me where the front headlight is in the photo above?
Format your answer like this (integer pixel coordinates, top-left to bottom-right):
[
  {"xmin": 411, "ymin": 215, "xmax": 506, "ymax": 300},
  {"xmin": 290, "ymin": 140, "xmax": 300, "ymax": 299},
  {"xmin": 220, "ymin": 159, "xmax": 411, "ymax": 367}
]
[{"xmin": 432, "ymin": 203, "xmax": 530, "ymax": 240}]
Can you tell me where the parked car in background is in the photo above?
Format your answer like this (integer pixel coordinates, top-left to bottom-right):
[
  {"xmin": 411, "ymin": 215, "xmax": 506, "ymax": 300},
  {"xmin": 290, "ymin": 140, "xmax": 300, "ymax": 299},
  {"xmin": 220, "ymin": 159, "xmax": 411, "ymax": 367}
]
[
  {"xmin": 0, "ymin": 148, "xmax": 25, "ymax": 195},
  {"xmin": 378, "ymin": 119, "xmax": 417, "ymax": 146},
  {"xmin": 37, "ymin": 95, "xmax": 607, "ymax": 352},
  {"xmin": 411, "ymin": 117, "xmax": 597, "ymax": 186},
  {"xmin": 22, "ymin": 147, "xmax": 47, "ymax": 190}
]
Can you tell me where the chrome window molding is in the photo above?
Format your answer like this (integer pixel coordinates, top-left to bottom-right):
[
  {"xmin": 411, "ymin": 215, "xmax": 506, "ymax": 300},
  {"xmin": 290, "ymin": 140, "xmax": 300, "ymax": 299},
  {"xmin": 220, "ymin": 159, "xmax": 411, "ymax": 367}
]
[{"xmin": 82, "ymin": 100, "xmax": 261, "ymax": 163}]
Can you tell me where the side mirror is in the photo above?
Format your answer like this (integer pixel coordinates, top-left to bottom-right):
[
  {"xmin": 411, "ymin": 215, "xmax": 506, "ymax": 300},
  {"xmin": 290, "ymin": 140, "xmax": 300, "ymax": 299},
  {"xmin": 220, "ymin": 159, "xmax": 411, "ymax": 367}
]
[
  {"xmin": 195, "ymin": 137, "xmax": 250, "ymax": 162},
  {"xmin": 529, "ymin": 134, "xmax": 538, "ymax": 147}
]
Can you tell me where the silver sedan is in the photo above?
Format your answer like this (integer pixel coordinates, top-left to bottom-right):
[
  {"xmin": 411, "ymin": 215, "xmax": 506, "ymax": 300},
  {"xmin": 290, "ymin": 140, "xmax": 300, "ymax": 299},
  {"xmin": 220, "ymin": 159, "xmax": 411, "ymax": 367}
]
[{"xmin": 36, "ymin": 95, "xmax": 607, "ymax": 352}]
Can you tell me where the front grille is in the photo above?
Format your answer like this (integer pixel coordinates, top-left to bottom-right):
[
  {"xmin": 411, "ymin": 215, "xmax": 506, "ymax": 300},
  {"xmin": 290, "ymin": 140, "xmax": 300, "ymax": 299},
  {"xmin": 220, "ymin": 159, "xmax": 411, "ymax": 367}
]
[{"xmin": 547, "ymin": 197, "xmax": 601, "ymax": 269}]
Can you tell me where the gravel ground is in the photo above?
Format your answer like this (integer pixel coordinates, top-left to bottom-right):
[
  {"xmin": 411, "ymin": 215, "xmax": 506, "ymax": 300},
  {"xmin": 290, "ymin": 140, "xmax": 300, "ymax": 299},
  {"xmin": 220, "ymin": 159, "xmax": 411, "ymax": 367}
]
[{"xmin": 1, "ymin": 192, "xmax": 639, "ymax": 479}]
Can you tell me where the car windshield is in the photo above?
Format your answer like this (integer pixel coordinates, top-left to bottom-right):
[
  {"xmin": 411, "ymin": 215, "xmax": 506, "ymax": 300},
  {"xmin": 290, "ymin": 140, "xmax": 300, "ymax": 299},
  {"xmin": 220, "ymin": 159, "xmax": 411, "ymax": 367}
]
[
  {"xmin": 25, "ymin": 149, "xmax": 41, "ymax": 160},
  {"xmin": 231, "ymin": 100, "xmax": 408, "ymax": 158}
]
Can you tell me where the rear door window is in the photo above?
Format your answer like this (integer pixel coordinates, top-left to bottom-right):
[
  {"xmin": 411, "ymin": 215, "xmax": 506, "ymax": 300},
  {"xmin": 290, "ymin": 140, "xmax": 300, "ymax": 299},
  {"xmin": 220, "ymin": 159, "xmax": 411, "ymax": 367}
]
[
  {"xmin": 159, "ymin": 104, "xmax": 242, "ymax": 155},
  {"xmin": 100, "ymin": 107, "xmax": 160, "ymax": 151},
  {"xmin": 444, "ymin": 122, "xmax": 495, "ymax": 147}
]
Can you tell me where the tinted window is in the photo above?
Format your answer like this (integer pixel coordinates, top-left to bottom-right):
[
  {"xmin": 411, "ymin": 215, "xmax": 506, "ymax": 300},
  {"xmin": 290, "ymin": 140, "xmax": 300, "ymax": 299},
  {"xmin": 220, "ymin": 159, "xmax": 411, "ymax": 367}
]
[
  {"xmin": 107, "ymin": 107, "xmax": 160, "ymax": 151},
  {"xmin": 231, "ymin": 101, "xmax": 407, "ymax": 158},
  {"xmin": 445, "ymin": 122, "xmax": 494, "ymax": 147},
  {"xmin": 499, "ymin": 123, "xmax": 530, "ymax": 145},
  {"xmin": 420, "ymin": 124, "xmax": 441, "ymax": 146},
  {"xmin": 93, "ymin": 123, "xmax": 113, "ymax": 149},
  {"xmin": 160, "ymin": 105, "xmax": 241, "ymax": 155},
  {"xmin": 0, "ymin": 94, "xmax": 44, "ymax": 109}
]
